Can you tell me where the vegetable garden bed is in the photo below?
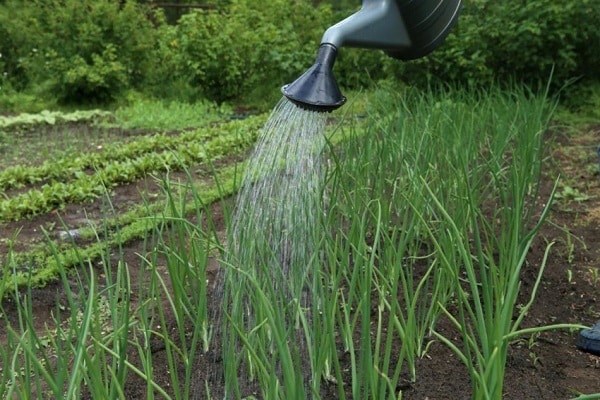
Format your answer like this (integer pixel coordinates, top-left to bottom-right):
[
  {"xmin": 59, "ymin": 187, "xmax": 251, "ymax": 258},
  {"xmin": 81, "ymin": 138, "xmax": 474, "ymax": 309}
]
[{"xmin": 0, "ymin": 94, "xmax": 598, "ymax": 399}]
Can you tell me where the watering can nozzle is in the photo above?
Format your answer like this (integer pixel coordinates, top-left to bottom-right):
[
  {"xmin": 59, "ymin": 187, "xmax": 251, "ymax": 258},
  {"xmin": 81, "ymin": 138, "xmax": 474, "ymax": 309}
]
[{"xmin": 281, "ymin": 43, "xmax": 346, "ymax": 113}]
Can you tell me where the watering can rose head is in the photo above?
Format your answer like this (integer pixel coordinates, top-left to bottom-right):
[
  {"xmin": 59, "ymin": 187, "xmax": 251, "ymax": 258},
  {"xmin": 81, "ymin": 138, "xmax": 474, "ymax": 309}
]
[{"xmin": 282, "ymin": 0, "xmax": 462, "ymax": 113}]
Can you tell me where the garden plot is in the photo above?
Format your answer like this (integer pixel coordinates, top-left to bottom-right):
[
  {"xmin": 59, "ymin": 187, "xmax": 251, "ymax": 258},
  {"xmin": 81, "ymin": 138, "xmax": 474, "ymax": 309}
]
[{"xmin": 0, "ymin": 91, "xmax": 598, "ymax": 399}]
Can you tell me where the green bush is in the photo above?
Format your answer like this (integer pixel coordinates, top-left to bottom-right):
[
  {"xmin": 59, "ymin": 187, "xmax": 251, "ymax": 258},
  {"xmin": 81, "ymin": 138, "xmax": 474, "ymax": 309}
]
[
  {"xmin": 386, "ymin": 0, "xmax": 600, "ymax": 88},
  {"xmin": 0, "ymin": 0, "xmax": 599, "ymax": 107},
  {"xmin": 0, "ymin": 0, "xmax": 157, "ymax": 104},
  {"xmin": 159, "ymin": 0, "xmax": 334, "ymax": 102}
]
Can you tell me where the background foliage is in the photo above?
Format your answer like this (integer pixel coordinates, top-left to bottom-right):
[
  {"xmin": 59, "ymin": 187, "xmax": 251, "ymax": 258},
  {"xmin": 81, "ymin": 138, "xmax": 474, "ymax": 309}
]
[
  {"xmin": 388, "ymin": 0, "xmax": 600, "ymax": 89},
  {"xmin": 0, "ymin": 0, "xmax": 598, "ymax": 108},
  {"xmin": 0, "ymin": 0, "xmax": 156, "ymax": 103},
  {"xmin": 153, "ymin": 0, "xmax": 334, "ymax": 102}
]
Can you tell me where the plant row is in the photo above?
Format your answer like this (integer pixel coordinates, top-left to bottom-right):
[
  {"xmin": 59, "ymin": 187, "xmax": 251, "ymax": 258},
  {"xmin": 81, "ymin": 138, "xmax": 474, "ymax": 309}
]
[
  {"xmin": 0, "ymin": 107, "xmax": 358, "ymax": 294},
  {"xmin": 0, "ymin": 116, "xmax": 265, "ymax": 221},
  {"xmin": 0, "ymin": 163, "xmax": 241, "ymax": 296},
  {"xmin": 0, "ymin": 115, "xmax": 266, "ymax": 191},
  {"xmin": 0, "ymin": 109, "xmax": 111, "ymax": 130}
]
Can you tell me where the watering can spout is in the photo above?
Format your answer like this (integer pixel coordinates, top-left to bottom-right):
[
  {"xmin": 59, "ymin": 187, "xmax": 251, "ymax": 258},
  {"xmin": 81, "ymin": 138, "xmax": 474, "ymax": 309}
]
[
  {"xmin": 282, "ymin": 0, "xmax": 462, "ymax": 112},
  {"xmin": 281, "ymin": 44, "xmax": 346, "ymax": 113}
]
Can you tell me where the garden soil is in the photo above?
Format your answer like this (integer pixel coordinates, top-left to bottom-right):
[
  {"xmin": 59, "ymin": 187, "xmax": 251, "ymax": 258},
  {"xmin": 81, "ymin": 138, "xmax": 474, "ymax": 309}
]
[{"xmin": 0, "ymin": 123, "xmax": 599, "ymax": 399}]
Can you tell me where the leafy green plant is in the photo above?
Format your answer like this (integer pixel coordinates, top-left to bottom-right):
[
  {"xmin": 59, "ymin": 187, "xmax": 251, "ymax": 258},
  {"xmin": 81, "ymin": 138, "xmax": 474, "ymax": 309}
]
[
  {"xmin": 0, "ymin": 116, "xmax": 264, "ymax": 220},
  {"xmin": 0, "ymin": 109, "xmax": 111, "ymax": 131},
  {"xmin": 0, "ymin": 162, "xmax": 242, "ymax": 295},
  {"xmin": 0, "ymin": 113, "xmax": 264, "ymax": 190},
  {"xmin": 555, "ymin": 185, "xmax": 592, "ymax": 203}
]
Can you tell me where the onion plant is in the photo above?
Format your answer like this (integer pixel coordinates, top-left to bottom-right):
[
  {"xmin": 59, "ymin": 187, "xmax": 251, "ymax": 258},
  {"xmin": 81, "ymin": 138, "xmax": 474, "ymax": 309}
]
[
  {"xmin": 0, "ymin": 176, "xmax": 217, "ymax": 399},
  {"xmin": 219, "ymin": 85, "xmax": 588, "ymax": 399},
  {"xmin": 138, "ymin": 173, "xmax": 218, "ymax": 400},
  {"xmin": 0, "ymin": 230, "xmax": 135, "ymax": 399},
  {"xmin": 394, "ymin": 86, "xmax": 586, "ymax": 399}
]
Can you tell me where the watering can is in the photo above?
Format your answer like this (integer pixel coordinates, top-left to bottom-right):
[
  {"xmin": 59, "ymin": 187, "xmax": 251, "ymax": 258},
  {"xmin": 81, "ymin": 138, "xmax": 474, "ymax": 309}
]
[{"xmin": 282, "ymin": 0, "xmax": 462, "ymax": 112}]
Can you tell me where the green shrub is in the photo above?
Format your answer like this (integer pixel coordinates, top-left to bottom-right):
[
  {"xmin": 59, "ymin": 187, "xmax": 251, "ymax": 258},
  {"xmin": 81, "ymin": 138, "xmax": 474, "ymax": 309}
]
[
  {"xmin": 387, "ymin": 0, "xmax": 600, "ymax": 88},
  {"xmin": 161, "ymin": 0, "xmax": 334, "ymax": 102},
  {"xmin": 46, "ymin": 45, "xmax": 129, "ymax": 103},
  {"xmin": 0, "ymin": 0, "xmax": 157, "ymax": 104},
  {"xmin": 1, "ymin": 0, "xmax": 598, "ymax": 106}
]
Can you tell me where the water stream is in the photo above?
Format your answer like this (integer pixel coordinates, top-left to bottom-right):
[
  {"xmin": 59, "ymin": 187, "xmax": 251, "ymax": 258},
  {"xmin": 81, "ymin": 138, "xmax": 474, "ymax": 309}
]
[
  {"xmin": 230, "ymin": 98, "xmax": 327, "ymax": 293},
  {"xmin": 215, "ymin": 97, "xmax": 329, "ymax": 395}
]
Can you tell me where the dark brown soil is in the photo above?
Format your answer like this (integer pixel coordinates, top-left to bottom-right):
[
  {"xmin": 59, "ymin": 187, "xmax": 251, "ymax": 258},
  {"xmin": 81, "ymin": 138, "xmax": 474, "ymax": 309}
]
[{"xmin": 0, "ymin": 123, "xmax": 599, "ymax": 399}]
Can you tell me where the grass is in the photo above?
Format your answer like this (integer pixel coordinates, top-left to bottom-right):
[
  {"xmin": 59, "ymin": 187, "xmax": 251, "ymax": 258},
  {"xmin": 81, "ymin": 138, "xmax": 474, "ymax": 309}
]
[
  {"xmin": 0, "ymin": 86, "xmax": 597, "ymax": 399},
  {"xmin": 554, "ymin": 80, "xmax": 600, "ymax": 128},
  {"xmin": 110, "ymin": 98, "xmax": 234, "ymax": 131}
]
